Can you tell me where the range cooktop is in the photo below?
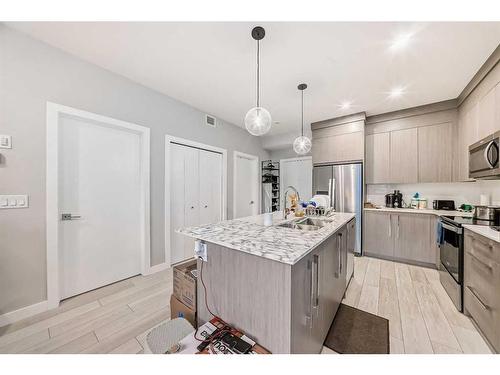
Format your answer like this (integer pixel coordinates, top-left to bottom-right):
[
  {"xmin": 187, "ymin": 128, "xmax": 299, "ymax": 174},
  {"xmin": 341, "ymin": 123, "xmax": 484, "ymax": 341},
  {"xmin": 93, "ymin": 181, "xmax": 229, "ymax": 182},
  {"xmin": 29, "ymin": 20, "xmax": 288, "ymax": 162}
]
[{"xmin": 441, "ymin": 215, "xmax": 497, "ymax": 227}]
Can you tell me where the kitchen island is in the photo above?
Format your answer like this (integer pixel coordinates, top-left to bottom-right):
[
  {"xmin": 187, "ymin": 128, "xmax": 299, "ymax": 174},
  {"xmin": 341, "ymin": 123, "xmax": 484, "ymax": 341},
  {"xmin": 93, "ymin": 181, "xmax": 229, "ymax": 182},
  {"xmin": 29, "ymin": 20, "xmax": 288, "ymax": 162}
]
[{"xmin": 178, "ymin": 211, "xmax": 356, "ymax": 353}]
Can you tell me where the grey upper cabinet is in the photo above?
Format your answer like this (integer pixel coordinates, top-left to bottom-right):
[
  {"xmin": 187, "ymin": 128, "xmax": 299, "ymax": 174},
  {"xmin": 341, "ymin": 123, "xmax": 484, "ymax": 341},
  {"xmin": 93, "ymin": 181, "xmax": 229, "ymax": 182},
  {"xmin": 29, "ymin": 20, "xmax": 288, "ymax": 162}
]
[
  {"xmin": 311, "ymin": 114, "xmax": 365, "ymax": 165},
  {"xmin": 363, "ymin": 210, "xmax": 394, "ymax": 258},
  {"xmin": 418, "ymin": 123, "xmax": 453, "ymax": 182},
  {"xmin": 477, "ymin": 85, "xmax": 497, "ymax": 140},
  {"xmin": 365, "ymin": 133, "xmax": 391, "ymax": 184},
  {"xmin": 312, "ymin": 131, "xmax": 364, "ymax": 165},
  {"xmin": 390, "ymin": 128, "xmax": 418, "ymax": 183},
  {"xmin": 457, "ymin": 104, "xmax": 478, "ymax": 181}
]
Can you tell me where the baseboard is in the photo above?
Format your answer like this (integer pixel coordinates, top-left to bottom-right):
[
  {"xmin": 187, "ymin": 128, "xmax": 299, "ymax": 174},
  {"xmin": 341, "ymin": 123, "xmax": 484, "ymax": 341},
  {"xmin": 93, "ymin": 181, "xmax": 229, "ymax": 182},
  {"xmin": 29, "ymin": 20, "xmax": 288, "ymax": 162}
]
[
  {"xmin": 144, "ymin": 262, "xmax": 170, "ymax": 275},
  {"xmin": 0, "ymin": 300, "xmax": 49, "ymax": 328}
]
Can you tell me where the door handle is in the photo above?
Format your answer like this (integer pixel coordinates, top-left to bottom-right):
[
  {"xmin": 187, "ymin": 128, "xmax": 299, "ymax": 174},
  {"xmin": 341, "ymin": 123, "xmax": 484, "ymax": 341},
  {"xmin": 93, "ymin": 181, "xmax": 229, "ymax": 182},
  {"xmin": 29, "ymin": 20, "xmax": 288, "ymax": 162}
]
[
  {"xmin": 61, "ymin": 213, "xmax": 82, "ymax": 221},
  {"xmin": 397, "ymin": 215, "xmax": 400, "ymax": 239},
  {"xmin": 484, "ymin": 140, "xmax": 499, "ymax": 168}
]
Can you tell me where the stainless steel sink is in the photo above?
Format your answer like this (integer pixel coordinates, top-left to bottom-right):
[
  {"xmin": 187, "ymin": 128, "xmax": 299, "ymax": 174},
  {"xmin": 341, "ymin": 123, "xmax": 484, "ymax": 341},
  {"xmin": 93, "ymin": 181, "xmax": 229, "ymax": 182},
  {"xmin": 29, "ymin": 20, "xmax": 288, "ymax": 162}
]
[{"xmin": 277, "ymin": 217, "xmax": 332, "ymax": 231}]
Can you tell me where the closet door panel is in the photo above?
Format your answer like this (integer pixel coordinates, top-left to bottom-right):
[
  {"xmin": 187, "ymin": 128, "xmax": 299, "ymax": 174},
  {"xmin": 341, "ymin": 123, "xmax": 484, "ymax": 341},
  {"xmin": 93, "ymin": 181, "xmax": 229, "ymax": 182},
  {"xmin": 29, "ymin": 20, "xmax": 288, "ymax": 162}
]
[
  {"xmin": 183, "ymin": 147, "xmax": 200, "ymax": 260},
  {"xmin": 170, "ymin": 144, "xmax": 187, "ymax": 264},
  {"xmin": 199, "ymin": 150, "xmax": 223, "ymax": 225}
]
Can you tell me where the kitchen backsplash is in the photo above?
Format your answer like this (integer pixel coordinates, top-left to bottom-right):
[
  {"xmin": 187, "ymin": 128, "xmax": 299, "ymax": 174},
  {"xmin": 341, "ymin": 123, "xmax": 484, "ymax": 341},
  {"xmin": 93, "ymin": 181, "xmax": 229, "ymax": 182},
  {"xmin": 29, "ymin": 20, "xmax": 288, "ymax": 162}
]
[{"xmin": 366, "ymin": 180, "xmax": 500, "ymax": 207}]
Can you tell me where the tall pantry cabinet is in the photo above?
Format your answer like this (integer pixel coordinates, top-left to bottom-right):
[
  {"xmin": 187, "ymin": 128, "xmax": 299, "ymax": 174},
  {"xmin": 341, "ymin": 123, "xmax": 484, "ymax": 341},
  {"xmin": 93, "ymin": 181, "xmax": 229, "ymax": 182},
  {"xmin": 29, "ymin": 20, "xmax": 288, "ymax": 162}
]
[{"xmin": 170, "ymin": 143, "xmax": 223, "ymax": 264}]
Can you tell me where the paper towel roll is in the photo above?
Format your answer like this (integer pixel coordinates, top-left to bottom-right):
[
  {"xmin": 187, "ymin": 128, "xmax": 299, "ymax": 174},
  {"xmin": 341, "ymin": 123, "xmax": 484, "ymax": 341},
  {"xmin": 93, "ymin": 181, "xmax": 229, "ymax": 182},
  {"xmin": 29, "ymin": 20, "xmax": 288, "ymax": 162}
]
[{"xmin": 480, "ymin": 194, "xmax": 491, "ymax": 206}]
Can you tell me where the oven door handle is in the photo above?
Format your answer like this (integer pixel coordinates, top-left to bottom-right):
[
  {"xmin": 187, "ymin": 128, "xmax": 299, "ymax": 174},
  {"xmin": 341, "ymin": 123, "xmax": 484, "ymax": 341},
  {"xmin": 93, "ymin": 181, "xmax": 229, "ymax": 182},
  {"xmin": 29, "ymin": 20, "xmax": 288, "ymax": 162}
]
[{"xmin": 440, "ymin": 221, "xmax": 462, "ymax": 234}]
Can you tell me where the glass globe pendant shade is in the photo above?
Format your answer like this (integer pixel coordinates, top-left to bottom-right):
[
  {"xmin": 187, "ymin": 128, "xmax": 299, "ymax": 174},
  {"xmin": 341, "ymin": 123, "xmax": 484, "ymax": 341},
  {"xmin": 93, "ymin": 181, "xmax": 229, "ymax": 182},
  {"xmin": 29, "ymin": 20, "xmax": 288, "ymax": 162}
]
[
  {"xmin": 244, "ymin": 106, "xmax": 272, "ymax": 136},
  {"xmin": 293, "ymin": 135, "xmax": 312, "ymax": 155}
]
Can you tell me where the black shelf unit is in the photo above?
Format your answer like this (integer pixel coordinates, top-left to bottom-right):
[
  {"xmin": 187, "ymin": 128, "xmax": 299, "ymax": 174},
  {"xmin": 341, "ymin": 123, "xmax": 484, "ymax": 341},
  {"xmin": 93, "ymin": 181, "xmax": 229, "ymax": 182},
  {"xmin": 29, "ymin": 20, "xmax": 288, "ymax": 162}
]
[{"xmin": 262, "ymin": 160, "xmax": 280, "ymax": 212}]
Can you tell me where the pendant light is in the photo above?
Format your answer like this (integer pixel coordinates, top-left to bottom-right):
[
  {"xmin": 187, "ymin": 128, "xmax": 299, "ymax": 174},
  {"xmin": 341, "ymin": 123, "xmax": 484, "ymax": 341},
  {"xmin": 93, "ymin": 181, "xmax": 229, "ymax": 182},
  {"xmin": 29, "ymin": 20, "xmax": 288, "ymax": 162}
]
[
  {"xmin": 293, "ymin": 83, "xmax": 312, "ymax": 155},
  {"xmin": 245, "ymin": 26, "xmax": 272, "ymax": 136}
]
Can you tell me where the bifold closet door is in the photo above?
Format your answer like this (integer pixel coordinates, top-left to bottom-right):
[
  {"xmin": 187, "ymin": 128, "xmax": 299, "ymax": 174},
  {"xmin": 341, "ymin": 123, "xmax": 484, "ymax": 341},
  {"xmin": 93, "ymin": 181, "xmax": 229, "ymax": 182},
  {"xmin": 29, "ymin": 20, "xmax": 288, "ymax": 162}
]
[
  {"xmin": 199, "ymin": 150, "xmax": 223, "ymax": 225},
  {"xmin": 170, "ymin": 144, "xmax": 200, "ymax": 264}
]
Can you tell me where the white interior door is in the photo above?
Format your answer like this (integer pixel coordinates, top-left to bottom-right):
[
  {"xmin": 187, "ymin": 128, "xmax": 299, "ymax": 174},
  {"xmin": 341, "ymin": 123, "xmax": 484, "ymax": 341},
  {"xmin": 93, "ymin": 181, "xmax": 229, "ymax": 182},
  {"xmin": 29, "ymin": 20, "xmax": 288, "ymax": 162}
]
[
  {"xmin": 59, "ymin": 115, "xmax": 142, "ymax": 299},
  {"xmin": 170, "ymin": 143, "xmax": 224, "ymax": 265},
  {"xmin": 234, "ymin": 152, "xmax": 259, "ymax": 219},
  {"xmin": 280, "ymin": 157, "xmax": 313, "ymax": 203}
]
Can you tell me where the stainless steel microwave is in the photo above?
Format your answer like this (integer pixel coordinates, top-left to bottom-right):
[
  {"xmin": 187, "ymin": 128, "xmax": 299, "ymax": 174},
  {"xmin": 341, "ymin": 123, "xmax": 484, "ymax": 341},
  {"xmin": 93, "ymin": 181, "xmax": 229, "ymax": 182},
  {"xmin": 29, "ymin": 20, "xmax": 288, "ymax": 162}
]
[{"xmin": 469, "ymin": 131, "xmax": 500, "ymax": 179}]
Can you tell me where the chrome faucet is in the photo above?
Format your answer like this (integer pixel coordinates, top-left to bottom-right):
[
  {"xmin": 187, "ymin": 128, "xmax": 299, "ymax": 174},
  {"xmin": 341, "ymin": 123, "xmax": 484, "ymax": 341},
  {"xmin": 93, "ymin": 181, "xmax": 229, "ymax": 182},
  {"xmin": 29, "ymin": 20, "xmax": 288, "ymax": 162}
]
[{"xmin": 283, "ymin": 185, "xmax": 301, "ymax": 219}]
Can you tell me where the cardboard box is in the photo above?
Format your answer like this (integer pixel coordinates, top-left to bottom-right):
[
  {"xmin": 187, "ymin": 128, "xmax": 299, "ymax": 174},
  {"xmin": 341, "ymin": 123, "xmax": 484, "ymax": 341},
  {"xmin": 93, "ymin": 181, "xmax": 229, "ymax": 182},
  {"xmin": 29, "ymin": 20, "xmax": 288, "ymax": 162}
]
[
  {"xmin": 173, "ymin": 259, "xmax": 197, "ymax": 310},
  {"xmin": 170, "ymin": 294, "xmax": 196, "ymax": 328}
]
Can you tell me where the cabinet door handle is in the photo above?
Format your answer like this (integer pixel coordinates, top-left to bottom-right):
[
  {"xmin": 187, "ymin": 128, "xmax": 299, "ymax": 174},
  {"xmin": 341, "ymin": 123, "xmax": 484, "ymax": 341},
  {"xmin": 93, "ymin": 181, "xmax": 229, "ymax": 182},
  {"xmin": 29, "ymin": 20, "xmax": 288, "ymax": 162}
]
[
  {"xmin": 388, "ymin": 214, "xmax": 392, "ymax": 238},
  {"xmin": 467, "ymin": 286, "xmax": 490, "ymax": 310},
  {"xmin": 306, "ymin": 259, "xmax": 313, "ymax": 328},
  {"xmin": 339, "ymin": 233, "xmax": 343, "ymax": 275},
  {"xmin": 397, "ymin": 215, "xmax": 400, "ymax": 239},
  {"xmin": 469, "ymin": 252, "xmax": 493, "ymax": 271},
  {"xmin": 312, "ymin": 254, "xmax": 319, "ymax": 309}
]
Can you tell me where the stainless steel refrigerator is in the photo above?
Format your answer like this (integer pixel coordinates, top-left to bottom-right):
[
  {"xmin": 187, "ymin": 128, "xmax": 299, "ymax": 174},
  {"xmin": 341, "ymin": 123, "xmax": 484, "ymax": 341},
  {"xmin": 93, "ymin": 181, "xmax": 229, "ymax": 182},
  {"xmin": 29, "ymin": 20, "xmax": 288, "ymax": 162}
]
[{"xmin": 313, "ymin": 163, "xmax": 363, "ymax": 256}]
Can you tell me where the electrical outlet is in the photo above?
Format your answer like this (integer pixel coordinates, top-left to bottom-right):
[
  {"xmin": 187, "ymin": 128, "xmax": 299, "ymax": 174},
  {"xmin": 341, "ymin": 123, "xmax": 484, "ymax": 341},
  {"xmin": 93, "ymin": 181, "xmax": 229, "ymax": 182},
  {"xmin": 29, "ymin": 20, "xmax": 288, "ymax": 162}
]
[
  {"xmin": 194, "ymin": 240, "xmax": 208, "ymax": 262},
  {"xmin": 0, "ymin": 135, "xmax": 12, "ymax": 149}
]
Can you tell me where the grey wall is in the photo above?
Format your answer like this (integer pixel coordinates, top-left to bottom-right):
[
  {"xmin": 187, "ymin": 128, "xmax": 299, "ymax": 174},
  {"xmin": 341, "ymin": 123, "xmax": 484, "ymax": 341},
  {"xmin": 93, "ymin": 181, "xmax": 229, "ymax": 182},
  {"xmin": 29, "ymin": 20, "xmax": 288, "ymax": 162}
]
[{"xmin": 0, "ymin": 25, "xmax": 268, "ymax": 315}]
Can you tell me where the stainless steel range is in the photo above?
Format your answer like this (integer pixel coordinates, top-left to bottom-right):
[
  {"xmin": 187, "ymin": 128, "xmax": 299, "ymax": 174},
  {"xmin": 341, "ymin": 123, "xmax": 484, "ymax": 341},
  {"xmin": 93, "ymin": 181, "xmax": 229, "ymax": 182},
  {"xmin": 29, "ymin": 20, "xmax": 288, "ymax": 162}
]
[{"xmin": 438, "ymin": 215, "xmax": 498, "ymax": 312}]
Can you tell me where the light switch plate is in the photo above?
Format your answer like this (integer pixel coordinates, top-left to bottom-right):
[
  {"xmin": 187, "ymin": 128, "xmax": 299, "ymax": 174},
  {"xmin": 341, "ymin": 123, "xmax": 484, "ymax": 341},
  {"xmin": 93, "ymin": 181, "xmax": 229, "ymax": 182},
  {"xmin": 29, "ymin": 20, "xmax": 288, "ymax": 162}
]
[
  {"xmin": 0, "ymin": 135, "xmax": 12, "ymax": 149},
  {"xmin": 0, "ymin": 195, "xmax": 29, "ymax": 209},
  {"xmin": 194, "ymin": 240, "xmax": 208, "ymax": 262}
]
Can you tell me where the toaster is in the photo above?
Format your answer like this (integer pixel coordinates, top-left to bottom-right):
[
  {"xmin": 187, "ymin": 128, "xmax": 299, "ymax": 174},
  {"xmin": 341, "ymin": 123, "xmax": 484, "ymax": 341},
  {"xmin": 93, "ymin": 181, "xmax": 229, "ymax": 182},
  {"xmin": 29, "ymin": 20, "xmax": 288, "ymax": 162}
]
[{"xmin": 432, "ymin": 200, "xmax": 455, "ymax": 211}]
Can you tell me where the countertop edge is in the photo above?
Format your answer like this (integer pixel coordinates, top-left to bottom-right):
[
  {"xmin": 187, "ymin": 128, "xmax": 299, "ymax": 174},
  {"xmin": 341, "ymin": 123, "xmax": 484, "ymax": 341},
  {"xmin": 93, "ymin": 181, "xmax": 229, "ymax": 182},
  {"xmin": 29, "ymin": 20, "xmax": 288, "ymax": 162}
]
[{"xmin": 463, "ymin": 225, "xmax": 500, "ymax": 243}]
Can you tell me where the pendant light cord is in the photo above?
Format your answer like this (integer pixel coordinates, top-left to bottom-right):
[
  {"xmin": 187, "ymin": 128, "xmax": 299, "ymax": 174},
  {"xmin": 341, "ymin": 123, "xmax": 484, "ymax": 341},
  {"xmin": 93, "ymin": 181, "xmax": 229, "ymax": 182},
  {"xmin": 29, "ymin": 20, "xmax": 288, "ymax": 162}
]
[
  {"xmin": 256, "ymin": 39, "xmax": 260, "ymax": 107},
  {"xmin": 301, "ymin": 89, "xmax": 304, "ymax": 137}
]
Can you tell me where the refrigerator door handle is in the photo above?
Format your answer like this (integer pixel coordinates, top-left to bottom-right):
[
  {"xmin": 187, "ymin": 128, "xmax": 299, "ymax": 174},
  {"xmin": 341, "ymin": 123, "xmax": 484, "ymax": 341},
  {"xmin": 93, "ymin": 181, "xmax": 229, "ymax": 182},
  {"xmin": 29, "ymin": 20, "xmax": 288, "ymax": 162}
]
[{"xmin": 330, "ymin": 178, "xmax": 335, "ymax": 210}]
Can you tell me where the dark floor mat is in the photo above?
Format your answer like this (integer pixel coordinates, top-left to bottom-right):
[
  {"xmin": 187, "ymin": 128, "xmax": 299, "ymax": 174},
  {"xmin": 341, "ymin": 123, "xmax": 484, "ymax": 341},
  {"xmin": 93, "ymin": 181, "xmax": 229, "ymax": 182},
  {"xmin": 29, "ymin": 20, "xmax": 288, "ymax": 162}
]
[{"xmin": 324, "ymin": 304, "xmax": 390, "ymax": 354}]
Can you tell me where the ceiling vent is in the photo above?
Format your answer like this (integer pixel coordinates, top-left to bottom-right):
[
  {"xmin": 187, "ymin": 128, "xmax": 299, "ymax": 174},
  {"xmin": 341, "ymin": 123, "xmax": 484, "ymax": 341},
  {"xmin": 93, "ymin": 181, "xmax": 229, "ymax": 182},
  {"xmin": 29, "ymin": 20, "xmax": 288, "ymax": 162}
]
[{"xmin": 205, "ymin": 114, "xmax": 217, "ymax": 128}]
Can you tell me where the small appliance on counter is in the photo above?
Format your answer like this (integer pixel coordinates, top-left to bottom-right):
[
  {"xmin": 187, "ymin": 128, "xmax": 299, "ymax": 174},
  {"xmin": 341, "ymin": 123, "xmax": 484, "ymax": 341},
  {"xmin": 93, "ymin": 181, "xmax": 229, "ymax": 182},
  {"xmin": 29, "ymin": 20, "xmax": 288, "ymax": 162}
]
[
  {"xmin": 385, "ymin": 190, "xmax": 403, "ymax": 208},
  {"xmin": 432, "ymin": 199, "xmax": 456, "ymax": 211},
  {"xmin": 473, "ymin": 205, "xmax": 500, "ymax": 223}
]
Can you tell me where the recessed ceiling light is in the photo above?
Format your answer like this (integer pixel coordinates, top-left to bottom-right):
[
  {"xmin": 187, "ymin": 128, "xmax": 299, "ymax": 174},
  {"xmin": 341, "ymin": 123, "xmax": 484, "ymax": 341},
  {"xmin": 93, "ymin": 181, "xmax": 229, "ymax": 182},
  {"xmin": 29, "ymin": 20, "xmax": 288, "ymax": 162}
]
[
  {"xmin": 390, "ymin": 33, "xmax": 413, "ymax": 51},
  {"xmin": 388, "ymin": 86, "xmax": 405, "ymax": 98},
  {"xmin": 339, "ymin": 101, "xmax": 352, "ymax": 110}
]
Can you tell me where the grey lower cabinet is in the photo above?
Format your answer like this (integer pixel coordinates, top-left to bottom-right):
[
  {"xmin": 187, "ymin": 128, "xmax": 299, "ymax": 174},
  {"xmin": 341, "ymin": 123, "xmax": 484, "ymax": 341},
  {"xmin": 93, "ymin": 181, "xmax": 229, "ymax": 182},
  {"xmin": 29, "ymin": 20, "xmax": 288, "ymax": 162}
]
[
  {"xmin": 290, "ymin": 223, "xmax": 350, "ymax": 353},
  {"xmin": 363, "ymin": 210, "xmax": 394, "ymax": 258},
  {"xmin": 363, "ymin": 210, "xmax": 438, "ymax": 267},
  {"xmin": 464, "ymin": 230, "xmax": 500, "ymax": 353}
]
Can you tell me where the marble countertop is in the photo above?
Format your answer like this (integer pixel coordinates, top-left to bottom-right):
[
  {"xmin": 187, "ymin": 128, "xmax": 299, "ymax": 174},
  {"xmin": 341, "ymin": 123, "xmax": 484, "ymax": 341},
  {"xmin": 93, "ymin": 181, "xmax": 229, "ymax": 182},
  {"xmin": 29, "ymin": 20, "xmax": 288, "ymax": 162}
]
[
  {"xmin": 364, "ymin": 207, "xmax": 473, "ymax": 217},
  {"xmin": 177, "ymin": 211, "xmax": 355, "ymax": 265},
  {"xmin": 463, "ymin": 225, "xmax": 500, "ymax": 243}
]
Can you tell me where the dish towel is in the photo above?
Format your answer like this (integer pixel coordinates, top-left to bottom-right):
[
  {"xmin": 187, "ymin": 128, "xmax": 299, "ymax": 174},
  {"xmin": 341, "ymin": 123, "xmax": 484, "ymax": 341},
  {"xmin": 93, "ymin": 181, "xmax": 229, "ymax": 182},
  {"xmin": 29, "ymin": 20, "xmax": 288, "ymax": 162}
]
[{"xmin": 436, "ymin": 220, "xmax": 444, "ymax": 245}]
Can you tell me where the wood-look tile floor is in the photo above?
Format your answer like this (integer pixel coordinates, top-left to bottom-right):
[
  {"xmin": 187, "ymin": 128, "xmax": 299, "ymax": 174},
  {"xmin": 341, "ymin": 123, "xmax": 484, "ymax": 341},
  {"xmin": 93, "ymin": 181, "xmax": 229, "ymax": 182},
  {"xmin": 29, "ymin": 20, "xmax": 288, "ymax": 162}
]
[
  {"xmin": 341, "ymin": 256, "xmax": 493, "ymax": 354},
  {"xmin": 0, "ymin": 256, "xmax": 492, "ymax": 354}
]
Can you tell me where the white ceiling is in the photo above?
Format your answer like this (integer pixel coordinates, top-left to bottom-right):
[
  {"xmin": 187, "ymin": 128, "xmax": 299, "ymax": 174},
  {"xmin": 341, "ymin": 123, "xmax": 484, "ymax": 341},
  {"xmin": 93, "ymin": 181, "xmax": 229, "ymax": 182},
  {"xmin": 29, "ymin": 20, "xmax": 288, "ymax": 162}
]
[{"xmin": 7, "ymin": 22, "xmax": 500, "ymax": 139}]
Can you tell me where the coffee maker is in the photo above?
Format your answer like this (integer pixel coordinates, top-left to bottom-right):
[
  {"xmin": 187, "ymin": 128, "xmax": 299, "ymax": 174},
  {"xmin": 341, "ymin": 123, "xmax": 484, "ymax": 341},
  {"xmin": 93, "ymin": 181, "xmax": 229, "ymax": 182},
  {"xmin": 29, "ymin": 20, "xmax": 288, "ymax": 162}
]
[{"xmin": 385, "ymin": 190, "xmax": 403, "ymax": 208}]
